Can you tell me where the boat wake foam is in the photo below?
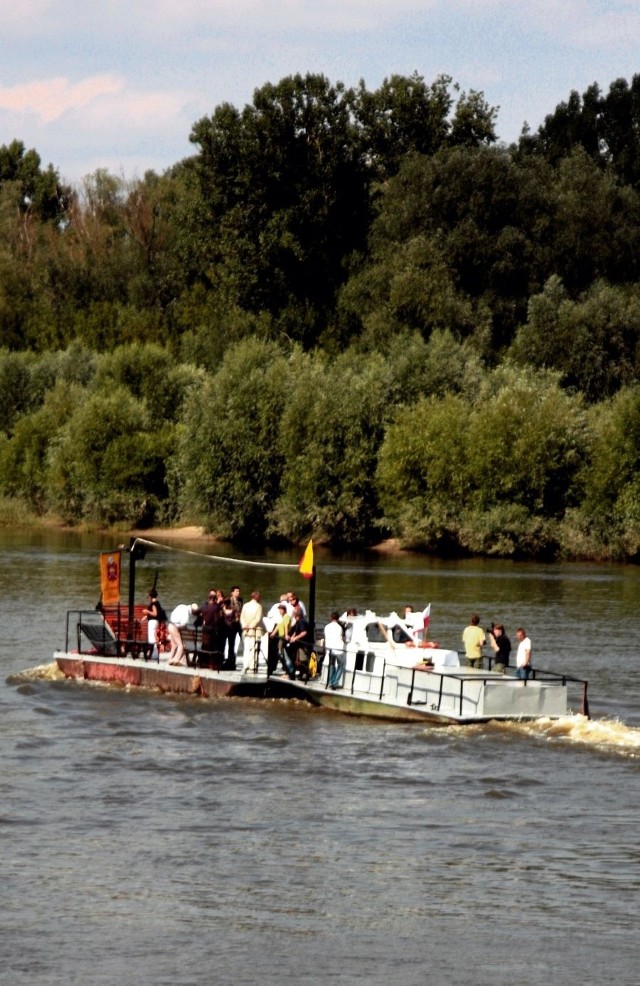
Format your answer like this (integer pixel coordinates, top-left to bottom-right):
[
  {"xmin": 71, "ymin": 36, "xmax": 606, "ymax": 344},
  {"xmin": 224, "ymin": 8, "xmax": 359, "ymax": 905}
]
[
  {"xmin": 483, "ymin": 714, "xmax": 640, "ymax": 758},
  {"xmin": 7, "ymin": 661, "xmax": 66, "ymax": 683}
]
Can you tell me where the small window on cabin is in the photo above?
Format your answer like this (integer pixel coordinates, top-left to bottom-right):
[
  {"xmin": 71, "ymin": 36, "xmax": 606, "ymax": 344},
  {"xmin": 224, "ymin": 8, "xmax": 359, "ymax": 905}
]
[
  {"xmin": 392, "ymin": 625, "xmax": 412, "ymax": 644},
  {"xmin": 365, "ymin": 623, "xmax": 386, "ymax": 643}
]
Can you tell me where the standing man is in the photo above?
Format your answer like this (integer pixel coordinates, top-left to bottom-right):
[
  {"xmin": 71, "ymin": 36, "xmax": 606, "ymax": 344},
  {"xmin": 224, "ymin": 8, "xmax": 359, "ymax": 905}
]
[
  {"xmin": 285, "ymin": 606, "xmax": 311, "ymax": 680},
  {"xmin": 324, "ymin": 611, "xmax": 346, "ymax": 689},
  {"xmin": 267, "ymin": 603, "xmax": 292, "ymax": 677},
  {"xmin": 196, "ymin": 590, "xmax": 224, "ymax": 669},
  {"xmin": 223, "ymin": 585, "xmax": 243, "ymax": 670},
  {"xmin": 462, "ymin": 614, "xmax": 485, "ymax": 670},
  {"xmin": 488, "ymin": 623, "xmax": 511, "ymax": 673},
  {"xmin": 240, "ymin": 590, "xmax": 264, "ymax": 674},
  {"xmin": 515, "ymin": 627, "xmax": 533, "ymax": 680},
  {"xmin": 141, "ymin": 589, "xmax": 164, "ymax": 662}
]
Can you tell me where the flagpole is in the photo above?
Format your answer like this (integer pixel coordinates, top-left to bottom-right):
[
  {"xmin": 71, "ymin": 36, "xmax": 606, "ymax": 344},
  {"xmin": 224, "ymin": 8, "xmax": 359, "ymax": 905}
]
[{"xmin": 308, "ymin": 565, "xmax": 316, "ymax": 643}]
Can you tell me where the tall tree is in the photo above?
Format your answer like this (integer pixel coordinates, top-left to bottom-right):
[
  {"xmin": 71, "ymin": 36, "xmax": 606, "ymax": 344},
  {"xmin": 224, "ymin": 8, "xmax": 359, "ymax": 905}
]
[
  {"xmin": 190, "ymin": 74, "xmax": 370, "ymax": 342},
  {"xmin": 518, "ymin": 75, "xmax": 640, "ymax": 189},
  {"xmin": 352, "ymin": 73, "xmax": 497, "ymax": 183},
  {"xmin": 344, "ymin": 146, "xmax": 552, "ymax": 349},
  {"xmin": 0, "ymin": 139, "xmax": 71, "ymax": 223}
]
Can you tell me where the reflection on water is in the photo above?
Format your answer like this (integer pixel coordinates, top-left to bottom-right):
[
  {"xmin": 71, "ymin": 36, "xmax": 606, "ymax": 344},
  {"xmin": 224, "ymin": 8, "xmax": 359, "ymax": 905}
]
[{"xmin": 2, "ymin": 530, "xmax": 640, "ymax": 985}]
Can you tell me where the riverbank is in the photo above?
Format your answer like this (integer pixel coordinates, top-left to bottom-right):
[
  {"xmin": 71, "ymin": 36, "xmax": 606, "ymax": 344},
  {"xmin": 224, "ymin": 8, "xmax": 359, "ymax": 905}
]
[
  {"xmin": 0, "ymin": 498, "xmax": 407, "ymax": 554},
  {"xmin": 130, "ymin": 527, "xmax": 403, "ymax": 554},
  {"xmin": 0, "ymin": 498, "xmax": 625, "ymax": 563}
]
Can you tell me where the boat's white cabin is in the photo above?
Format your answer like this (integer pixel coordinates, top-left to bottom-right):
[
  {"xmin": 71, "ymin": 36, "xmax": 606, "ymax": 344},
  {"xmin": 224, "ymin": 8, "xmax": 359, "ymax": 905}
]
[{"xmin": 339, "ymin": 610, "xmax": 460, "ymax": 675}]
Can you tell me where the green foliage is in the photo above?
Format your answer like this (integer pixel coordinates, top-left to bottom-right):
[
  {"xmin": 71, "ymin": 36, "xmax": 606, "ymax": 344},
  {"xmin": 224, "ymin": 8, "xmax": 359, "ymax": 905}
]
[
  {"xmin": 0, "ymin": 381, "xmax": 84, "ymax": 510},
  {"xmin": 28, "ymin": 343, "xmax": 98, "ymax": 400},
  {"xmin": 376, "ymin": 394, "xmax": 472, "ymax": 551},
  {"xmin": 376, "ymin": 367, "xmax": 587, "ymax": 556},
  {"xmin": 0, "ymin": 139, "xmax": 71, "ymax": 223},
  {"xmin": 352, "ymin": 73, "xmax": 497, "ymax": 182},
  {"xmin": 511, "ymin": 276, "xmax": 640, "ymax": 402},
  {"xmin": 350, "ymin": 146, "xmax": 553, "ymax": 349},
  {"xmin": 46, "ymin": 386, "xmax": 173, "ymax": 525},
  {"xmin": 578, "ymin": 386, "xmax": 640, "ymax": 557},
  {"xmin": 4, "ymin": 73, "xmax": 640, "ymax": 558},
  {"xmin": 270, "ymin": 349, "xmax": 391, "ymax": 544},
  {"xmin": 519, "ymin": 75, "xmax": 640, "ymax": 189},
  {"xmin": 0, "ymin": 349, "xmax": 37, "ymax": 432},
  {"xmin": 68, "ymin": 303, "xmax": 166, "ymax": 350},
  {"xmin": 176, "ymin": 338, "xmax": 289, "ymax": 540},
  {"xmin": 549, "ymin": 149, "xmax": 640, "ymax": 292},
  {"xmin": 466, "ymin": 365, "xmax": 588, "ymax": 518},
  {"xmin": 93, "ymin": 342, "xmax": 199, "ymax": 423},
  {"xmin": 175, "ymin": 284, "xmax": 275, "ymax": 373},
  {"xmin": 190, "ymin": 73, "xmax": 370, "ymax": 341},
  {"xmin": 340, "ymin": 231, "xmax": 481, "ymax": 346}
]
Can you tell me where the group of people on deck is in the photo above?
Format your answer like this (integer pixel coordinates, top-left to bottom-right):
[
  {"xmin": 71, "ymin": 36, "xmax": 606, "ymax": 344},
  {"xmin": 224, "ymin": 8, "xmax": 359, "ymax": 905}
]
[
  {"xmin": 462, "ymin": 614, "xmax": 533, "ymax": 679},
  {"xmin": 143, "ymin": 589, "xmax": 533, "ymax": 682},
  {"xmin": 141, "ymin": 586, "xmax": 316, "ymax": 677},
  {"xmin": 141, "ymin": 585, "xmax": 244, "ymax": 668}
]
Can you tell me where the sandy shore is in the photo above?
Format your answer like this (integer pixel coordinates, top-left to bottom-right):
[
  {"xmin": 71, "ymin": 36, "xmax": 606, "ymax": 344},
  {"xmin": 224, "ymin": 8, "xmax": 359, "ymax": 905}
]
[
  {"xmin": 129, "ymin": 527, "xmax": 404, "ymax": 553},
  {"xmin": 130, "ymin": 525, "xmax": 214, "ymax": 541}
]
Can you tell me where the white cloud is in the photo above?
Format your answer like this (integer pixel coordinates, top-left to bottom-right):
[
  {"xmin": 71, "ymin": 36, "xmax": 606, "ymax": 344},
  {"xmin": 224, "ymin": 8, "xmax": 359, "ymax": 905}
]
[
  {"xmin": 0, "ymin": 72, "xmax": 194, "ymax": 130},
  {"xmin": 0, "ymin": 75, "xmax": 123, "ymax": 123}
]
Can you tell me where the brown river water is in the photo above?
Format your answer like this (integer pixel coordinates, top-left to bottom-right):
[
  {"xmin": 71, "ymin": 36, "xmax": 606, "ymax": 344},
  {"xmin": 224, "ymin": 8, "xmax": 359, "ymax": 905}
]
[{"xmin": 2, "ymin": 530, "xmax": 639, "ymax": 985}]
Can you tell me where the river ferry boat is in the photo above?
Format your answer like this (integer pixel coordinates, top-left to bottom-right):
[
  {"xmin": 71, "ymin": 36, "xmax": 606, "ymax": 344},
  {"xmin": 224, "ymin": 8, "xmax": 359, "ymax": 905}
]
[
  {"xmin": 54, "ymin": 586, "xmax": 590, "ymax": 725},
  {"xmin": 53, "ymin": 538, "xmax": 589, "ymax": 724}
]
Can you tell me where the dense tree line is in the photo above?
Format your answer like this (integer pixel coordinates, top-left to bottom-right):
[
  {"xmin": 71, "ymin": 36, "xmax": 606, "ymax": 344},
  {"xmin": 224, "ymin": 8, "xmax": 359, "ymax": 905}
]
[{"xmin": 2, "ymin": 72, "xmax": 640, "ymax": 560}]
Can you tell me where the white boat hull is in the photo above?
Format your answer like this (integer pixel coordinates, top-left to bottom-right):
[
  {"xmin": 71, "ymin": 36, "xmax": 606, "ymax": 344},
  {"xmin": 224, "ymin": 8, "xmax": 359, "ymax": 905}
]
[
  {"xmin": 54, "ymin": 651, "xmax": 571, "ymax": 724},
  {"xmin": 283, "ymin": 665, "xmax": 569, "ymax": 724}
]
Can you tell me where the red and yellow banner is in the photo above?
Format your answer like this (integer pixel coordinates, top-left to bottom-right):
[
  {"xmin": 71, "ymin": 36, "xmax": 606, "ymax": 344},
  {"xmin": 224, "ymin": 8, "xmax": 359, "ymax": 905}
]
[{"xmin": 100, "ymin": 551, "xmax": 121, "ymax": 605}]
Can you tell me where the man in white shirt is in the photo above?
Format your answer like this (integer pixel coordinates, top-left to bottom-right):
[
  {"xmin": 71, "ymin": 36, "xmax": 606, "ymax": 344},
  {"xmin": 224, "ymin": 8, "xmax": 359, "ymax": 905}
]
[
  {"xmin": 515, "ymin": 627, "xmax": 533, "ymax": 680},
  {"xmin": 167, "ymin": 603, "xmax": 198, "ymax": 666},
  {"xmin": 240, "ymin": 591, "xmax": 265, "ymax": 673},
  {"xmin": 324, "ymin": 611, "xmax": 346, "ymax": 689}
]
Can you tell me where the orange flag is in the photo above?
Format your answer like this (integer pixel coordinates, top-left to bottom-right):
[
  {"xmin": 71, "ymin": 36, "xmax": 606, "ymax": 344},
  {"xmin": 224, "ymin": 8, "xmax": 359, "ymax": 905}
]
[
  {"xmin": 100, "ymin": 551, "xmax": 121, "ymax": 605},
  {"xmin": 298, "ymin": 539, "xmax": 314, "ymax": 579}
]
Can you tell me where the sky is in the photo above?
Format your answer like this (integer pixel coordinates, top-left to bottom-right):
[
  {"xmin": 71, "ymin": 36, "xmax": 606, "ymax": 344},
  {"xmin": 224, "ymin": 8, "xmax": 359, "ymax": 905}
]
[{"xmin": 2, "ymin": 0, "xmax": 640, "ymax": 188}]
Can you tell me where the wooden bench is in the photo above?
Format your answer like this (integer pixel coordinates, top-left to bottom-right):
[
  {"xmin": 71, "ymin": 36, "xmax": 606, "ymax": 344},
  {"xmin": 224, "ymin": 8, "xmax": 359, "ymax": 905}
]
[
  {"xmin": 101, "ymin": 604, "xmax": 153, "ymax": 659},
  {"xmin": 180, "ymin": 627, "xmax": 226, "ymax": 669}
]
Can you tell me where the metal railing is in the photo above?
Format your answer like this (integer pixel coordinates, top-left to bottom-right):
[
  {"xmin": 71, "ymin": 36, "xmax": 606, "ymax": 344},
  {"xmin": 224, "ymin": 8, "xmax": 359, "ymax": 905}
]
[
  {"xmin": 64, "ymin": 609, "xmax": 216, "ymax": 667},
  {"xmin": 408, "ymin": 664, "xmax": 590, "ymax": 718}
]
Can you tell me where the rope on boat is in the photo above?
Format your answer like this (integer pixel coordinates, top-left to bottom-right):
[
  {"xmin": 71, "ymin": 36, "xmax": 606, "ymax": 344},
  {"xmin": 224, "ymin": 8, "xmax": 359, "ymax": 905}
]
[{"xmin": 131, "ymin": 537, "xmax": 299, "ymax": 571}]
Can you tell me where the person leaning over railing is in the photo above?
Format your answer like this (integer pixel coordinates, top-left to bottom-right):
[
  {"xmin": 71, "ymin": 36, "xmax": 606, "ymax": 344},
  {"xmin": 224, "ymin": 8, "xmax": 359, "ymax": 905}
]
[{"xmin": 167, "ymin": 602, "xmax": 199, "ymax": 666}]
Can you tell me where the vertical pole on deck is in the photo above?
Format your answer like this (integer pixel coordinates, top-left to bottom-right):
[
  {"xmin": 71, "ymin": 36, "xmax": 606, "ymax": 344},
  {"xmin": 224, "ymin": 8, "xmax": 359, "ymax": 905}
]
[
  {"xmin": 128, "ymin": 536, "xmax": 137, "ymax": 640},
  {"xmin": 308, "ymin": 565, "xmax": 316, "ymax": 641}
]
